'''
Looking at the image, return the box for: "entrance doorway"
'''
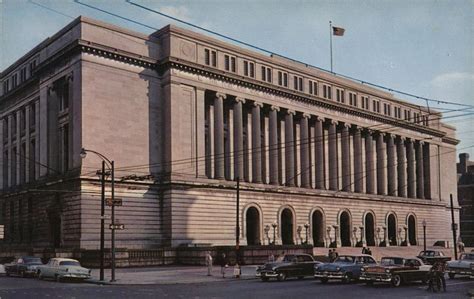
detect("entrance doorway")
[340,211,351,247]
[408,215,417,245]
[281,208,294,245]
[312,210,324,247]
[246,207,260,245]
[387,214,397,246]
[365,213,375,246]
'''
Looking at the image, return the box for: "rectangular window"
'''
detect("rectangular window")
[29,60,37,72]
[58,81,69,112]
[278,71,288,87]
[337,89,345,103]
[294,77,298,90]
[2,79,9,93]
[283,73,288,87]
[211,51,217,67]
[267,68,272,83]
[204,49,210,65]
[361,96,369,109]
[230,57,236,72]
[11,74,17,88]
[224,55,230,71]
[350,93,358,107]
[249,62,254,78]
[244,61,248,76]
[20,108,26,133]
[404,109,410,121]
[373,100,380,113]
[262,66,266,82]
[243,61,255,78]
[323,85,332,100]
[308,80,318,95]
[298,77,303,91]
[20,67,27,82]
[30,103,36,129]
[261,66,272,83]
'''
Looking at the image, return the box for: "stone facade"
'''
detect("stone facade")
[457,153,474,247]
[0,17,460,258]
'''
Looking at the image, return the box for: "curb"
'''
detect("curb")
[84,275,256,286]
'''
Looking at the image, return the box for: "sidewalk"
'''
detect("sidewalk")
[86,265,258,285]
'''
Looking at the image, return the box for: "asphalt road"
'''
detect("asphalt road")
[0,276,473,299]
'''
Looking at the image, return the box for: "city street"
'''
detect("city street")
[0,275,473,299]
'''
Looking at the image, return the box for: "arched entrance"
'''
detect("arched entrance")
[246,207,260,245]
[340,211,351,247]
[281,208,294,245]
[365,213,375,246]
[408,215,417,245]
[312,210,324,247]
[387,214,397,246]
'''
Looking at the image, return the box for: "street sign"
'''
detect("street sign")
[109,224,125,230]
[106,198,123,207]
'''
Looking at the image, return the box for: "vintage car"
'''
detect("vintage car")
[36,258,91,282]
[314,254,377,283]
[256,253,320,281]
[5,256,43,278]
[446,252,474,279]
[359,257,431,287]
[416,250,451,265]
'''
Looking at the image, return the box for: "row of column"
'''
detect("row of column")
[206,91,431,199]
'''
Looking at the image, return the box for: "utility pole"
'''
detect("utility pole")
[110,160,116,282]
[450,194,458,260]
[99,161,105,281]
[236,177,240,251]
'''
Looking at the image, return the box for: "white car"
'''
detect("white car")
[36,258,91,282]
[0,264,5,276]
[446,253,474,279]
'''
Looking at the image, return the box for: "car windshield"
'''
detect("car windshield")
[59,261,81,266]
[24,258,42,264]
[461,254,474,260]
[381,258,404,265]
[334,256,354,263]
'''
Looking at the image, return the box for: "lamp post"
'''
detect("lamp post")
[272,222,277,245]
[304,223,309,245]
[80,148,116,282]
[422,220,427,252]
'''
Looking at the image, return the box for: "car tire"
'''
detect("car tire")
[391,274,402,287]
[277,272,287,282]
[261,277,269,282]
[448,273,455,279]
[320,277,329,284]
[342,273,352,284]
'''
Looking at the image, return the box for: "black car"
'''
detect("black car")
[416,250,451,265]
[5,256,43,278]
[256,254,320,281]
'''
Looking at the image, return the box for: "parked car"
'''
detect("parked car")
[360,257,431,287]
[446,252,474,279]
[36,258,91,282]
[5,256,43,278]
[314,254,377,283]
[256,253,320,281]
[416,250,451,265]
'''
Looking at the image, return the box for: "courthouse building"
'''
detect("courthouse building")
[0,17,459,258]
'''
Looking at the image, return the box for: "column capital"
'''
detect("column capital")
[315,116,325,122]
[329,119,338,126]
[387,133,396,139]
[286,109,296,115]
[406,138,415,144]
[235,97,246,104]
[301,112,310,119]
[253,101,263,108]
[270,105,280,112]
[376,131,386,137]
[343,123,351,129]
[215,92,226,100]
[398,136,406,142]
[418,140,425,146]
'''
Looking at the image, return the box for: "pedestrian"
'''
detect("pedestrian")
[268,253,275,262]
[427,261,446,292]
[219,252,227,278]
[362,247,367,254]
[334,249,339,259]
[205,251,213,276]
[367,248,372,256]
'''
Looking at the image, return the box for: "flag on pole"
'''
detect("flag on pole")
[332,26,345,36]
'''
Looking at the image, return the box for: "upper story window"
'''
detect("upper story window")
[383,103,391,116]
[11,74,18,88]
[261,66,272,83]
[20,67,27,82]
[373,100,380,113]
[20,108,26,133]
[30,102,36,128]
[243,60,255,78]
[404,109,411,121]
[308,80,318,96]
[394,106,401,119]
[422,115,429,126]
[224,54,236,73]
[336,89,345,103]
[29,60,37,73]
[361,95,369,109]
[349,92,358,107]
[2,79,9,94]
[12,114,17,136]
[413,112,420,124]
[58,82,69,112]
[293,75,303,91]
[204,48,217,67]
[322,84,332,100]
[278,71,288,87]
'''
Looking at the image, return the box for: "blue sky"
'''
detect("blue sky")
[1,0,473,157]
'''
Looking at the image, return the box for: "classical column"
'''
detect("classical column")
[233,97,245,180]
[376,132,386,195]
[300,113,310,188]
[341,123,351,192]
[387,134,397,196]
[416,141,425,199]
[252,102,263,183]
[328,120,338,191]
[397,137,407,197]
[365,130,375,194]
[315,116,325,189]
[214,92,225,179]
[47,85,59,174]
[269,106,279,185]
[406,139,416,198]
[285,110,295,186]
[423,143,431,199]
[353,127,363,193]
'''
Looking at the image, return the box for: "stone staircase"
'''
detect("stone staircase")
[313,245,456,262]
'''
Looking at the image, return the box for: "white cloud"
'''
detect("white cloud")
[159,5,191,21]
[428,72,474,106]
[430,72,474,89]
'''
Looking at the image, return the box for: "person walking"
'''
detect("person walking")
[427,261,447,292]
[362,247,367,254]
[205,251,213,276]
[367,248,372,256]
[219,252,227,278]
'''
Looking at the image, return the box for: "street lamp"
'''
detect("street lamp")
[422,220,427,252]
[304,223,309,245]
[81,148,116,282]
[272,222,277,245]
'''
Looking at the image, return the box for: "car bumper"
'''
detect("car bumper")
[61,274,91,279]
[314,271,344,279]
[447,268,474,276]
[257,271,279,278]
[359,274,392,282]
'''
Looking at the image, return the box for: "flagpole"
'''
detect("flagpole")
[329,20,333,73]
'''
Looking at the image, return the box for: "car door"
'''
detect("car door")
[298,255,314,276]
[15,258,24,274]
[404,259,419,281]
